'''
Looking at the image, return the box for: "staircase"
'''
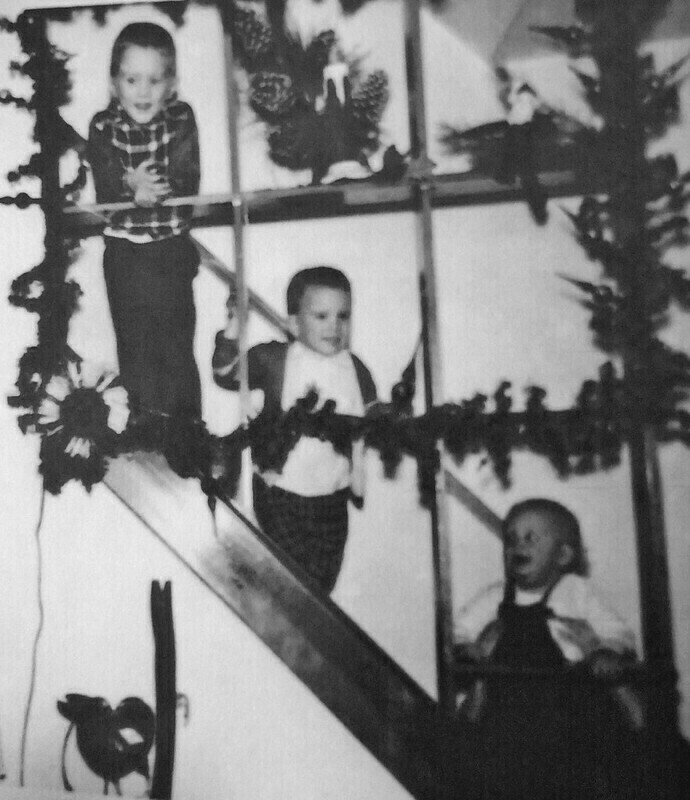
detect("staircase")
[103,452,468,800]
[93,238,510,798]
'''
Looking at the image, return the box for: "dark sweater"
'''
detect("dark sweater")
[212,336,377,414]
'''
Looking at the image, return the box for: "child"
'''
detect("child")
[454,498,644,800]
[87,22,201,420]
[212,266,377,594]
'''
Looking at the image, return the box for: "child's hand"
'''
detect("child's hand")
[475,620,502,659]
[223,289,239,337]
[553,616,600,657]
[125,160,170,207]
[225,287,238,318]
[588,648,629,680]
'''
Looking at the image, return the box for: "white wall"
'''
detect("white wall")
[9,479,415,800]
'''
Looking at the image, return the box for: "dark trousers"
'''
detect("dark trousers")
[252,475,349,594]
[103,235,201,418]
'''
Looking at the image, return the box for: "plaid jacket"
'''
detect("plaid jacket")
[87,98,200,241]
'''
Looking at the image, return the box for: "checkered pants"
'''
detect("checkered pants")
[252,475,349,595]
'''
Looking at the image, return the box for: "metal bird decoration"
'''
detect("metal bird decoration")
[58,694,155,796]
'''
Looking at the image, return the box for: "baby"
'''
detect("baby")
[455,498,635,669]
[454,498,642,800]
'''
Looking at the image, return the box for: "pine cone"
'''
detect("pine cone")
[250,72,297,121]
[233,6,274,68]
[349,70,389,152]
[351,70,389,128]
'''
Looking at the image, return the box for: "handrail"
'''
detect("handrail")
[60,171,582,218]
[60,169,592,235]
[62,193,231,214]
[444,469,502,537]
[454,660,675,685]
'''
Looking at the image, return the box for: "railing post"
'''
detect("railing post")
[403,0,456,720]
[222,7,248,403]
[222,7,254,500]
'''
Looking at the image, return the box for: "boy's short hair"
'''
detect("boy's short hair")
[503,498,590,576]
[286,266,351,315]
[110,22,177,78]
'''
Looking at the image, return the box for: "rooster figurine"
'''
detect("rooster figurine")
[58,693,155,796]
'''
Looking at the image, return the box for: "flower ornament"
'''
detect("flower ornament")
[28,360,130,494]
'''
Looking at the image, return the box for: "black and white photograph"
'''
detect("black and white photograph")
[1,1,690,799]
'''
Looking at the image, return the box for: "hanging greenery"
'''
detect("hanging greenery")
[1,1,688,502]
[1,12,85,406]
[531,0,690,448]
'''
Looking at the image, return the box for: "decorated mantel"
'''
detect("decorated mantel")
[1,0,689,748]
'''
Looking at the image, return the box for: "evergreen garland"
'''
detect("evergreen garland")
[1,1,688,502]
[2,11,84,413]
[535,0,690,448]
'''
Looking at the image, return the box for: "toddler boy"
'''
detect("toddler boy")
[213,266,376,594]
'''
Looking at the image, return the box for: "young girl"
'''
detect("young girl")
[454,499,644,800]
[87,22,201,421]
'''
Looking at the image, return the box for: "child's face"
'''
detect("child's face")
[112,45,175,125]
[289,286,351,357]
[503,510,573,591]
